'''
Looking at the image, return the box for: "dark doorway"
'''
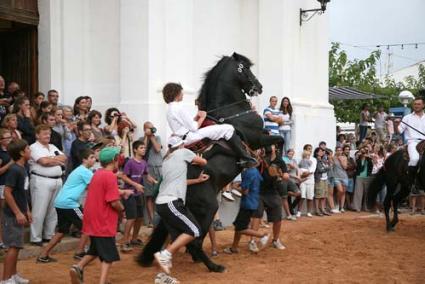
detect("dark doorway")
[0,0,39,96]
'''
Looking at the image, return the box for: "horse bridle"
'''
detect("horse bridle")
[205,61,259,123]
[237,62,261,97]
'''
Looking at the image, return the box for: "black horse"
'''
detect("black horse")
[367,148,425,231]
[137,52,283,272]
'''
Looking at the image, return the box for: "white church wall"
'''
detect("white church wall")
[37,0,335,156]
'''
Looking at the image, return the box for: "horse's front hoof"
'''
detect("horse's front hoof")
[386,226,395,232]
[209,264,226,273]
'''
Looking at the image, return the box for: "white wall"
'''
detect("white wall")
[38,0,335,155]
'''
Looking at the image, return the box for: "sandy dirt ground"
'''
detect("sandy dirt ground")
[10,212,425,283]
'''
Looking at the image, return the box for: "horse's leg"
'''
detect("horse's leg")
[259,134,284,150]
[187,238,226,273]
[390,180,410,229]
[136,220,169,267]
[383,186,393,232]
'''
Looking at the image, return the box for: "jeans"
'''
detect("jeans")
[359,125,368,142]
[279,129,291,153]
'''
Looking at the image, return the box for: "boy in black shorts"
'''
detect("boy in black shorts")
[223,166,270,254]
[2,139,31,284]
[37,148,96,263]
[70,147,124,284]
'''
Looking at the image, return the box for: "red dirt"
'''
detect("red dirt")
[13,212,425,283]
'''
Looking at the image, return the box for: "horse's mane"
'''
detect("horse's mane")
[197,53,253,111]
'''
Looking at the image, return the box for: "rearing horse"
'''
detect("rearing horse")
[137,52,283,272]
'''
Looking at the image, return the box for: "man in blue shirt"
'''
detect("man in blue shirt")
[223,166,270,254]
[263,96,281,136]
[37,148,96,263]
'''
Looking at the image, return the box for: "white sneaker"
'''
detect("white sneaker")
[154,251,172,274]
[340,208,345,213]
[155,273,180,284]
[296,211,302,218]
[3,277,17,284]
[307,212,313,218]
[222,191,235,201]
[331,209,341,214]
[258,234,270,249]
[286,215,296,221]
[248,240,259,253]
[231,189,242,197]
[272,239,286,250]
[13,274,29,284]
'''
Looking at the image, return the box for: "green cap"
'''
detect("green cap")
[99,147,121,163]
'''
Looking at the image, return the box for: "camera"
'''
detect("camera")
[150,127,157,134]
[110,111,121,118]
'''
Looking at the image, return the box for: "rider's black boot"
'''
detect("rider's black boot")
[227,133,257,168]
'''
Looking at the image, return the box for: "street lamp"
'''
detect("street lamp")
[300,0,331,26]
[399,90,414,107]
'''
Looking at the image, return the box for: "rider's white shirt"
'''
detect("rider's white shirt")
[398,112,425,142]
[167,101,198,136]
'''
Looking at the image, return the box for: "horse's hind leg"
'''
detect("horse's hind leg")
[136,220,169,266]
[187,239,226,273]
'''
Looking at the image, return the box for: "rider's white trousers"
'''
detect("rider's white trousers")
[184,124,234,144]
[408,141,420,166]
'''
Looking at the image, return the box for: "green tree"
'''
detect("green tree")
[329,42,425,123]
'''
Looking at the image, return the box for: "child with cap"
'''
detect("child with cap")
[70,146,126,284]
[154,136,209,275]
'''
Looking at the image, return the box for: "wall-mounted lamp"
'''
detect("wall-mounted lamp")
[300,0,330,26]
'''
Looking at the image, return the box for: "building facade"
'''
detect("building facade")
[36,0,335,154]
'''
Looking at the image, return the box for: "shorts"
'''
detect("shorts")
[2,214,24,249]
[0,185,4,199]
[274,180,288,198]
[253,194,282,223]
[346,178,355,193]
[87,236,120,263]
[315,180,328,199]
[334,178,348,187]
[300,182,314,200]
[156,199,201,240]
[327,177,335,188]
[56,207,83,234]
[123,195,143,220]
[233,208,255,231]
[144,166,162,197]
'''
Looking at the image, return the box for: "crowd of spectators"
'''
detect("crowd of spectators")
[1,73,424,284]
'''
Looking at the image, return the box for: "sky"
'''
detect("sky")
[328,0,425,77]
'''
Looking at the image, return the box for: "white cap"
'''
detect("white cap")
[168,136,184,149]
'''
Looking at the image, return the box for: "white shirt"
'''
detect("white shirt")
[29,141,63,176]
[167,101,198,136]
[398,112,425,142]
[374,111,387,129]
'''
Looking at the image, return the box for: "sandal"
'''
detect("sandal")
[223,247,239,254]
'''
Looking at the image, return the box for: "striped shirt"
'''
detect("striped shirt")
[263,107,280,135]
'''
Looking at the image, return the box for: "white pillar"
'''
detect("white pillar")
[258,0,335,156]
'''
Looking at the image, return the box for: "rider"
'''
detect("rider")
[162,82,257,168]
[397,96,425,190]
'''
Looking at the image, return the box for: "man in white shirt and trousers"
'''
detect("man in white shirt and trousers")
[397,96,425,192]
[162,82,256,168]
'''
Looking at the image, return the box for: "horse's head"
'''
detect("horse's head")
[198,53,263,111]
[230,52,263,97]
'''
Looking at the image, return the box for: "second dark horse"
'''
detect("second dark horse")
[137,53,283,272]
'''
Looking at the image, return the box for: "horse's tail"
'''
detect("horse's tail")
[367,168,386,209]
[136,220,169,267]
